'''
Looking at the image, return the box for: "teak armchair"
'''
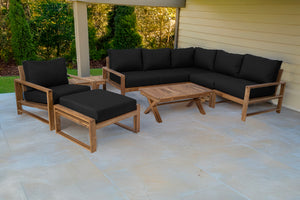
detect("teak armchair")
[14,58,91,130]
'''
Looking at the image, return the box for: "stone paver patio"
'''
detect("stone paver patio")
[0,87,299,200]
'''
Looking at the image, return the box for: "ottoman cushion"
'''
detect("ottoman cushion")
[59,89,137,123]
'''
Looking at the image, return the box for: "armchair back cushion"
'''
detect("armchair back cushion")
[194,48,217,71]
[108,49,143,72]
[171,48,194,68]
[239,54,282,83]
[214,50,243,77]
[143,48,171,70]
[23,58,68,88]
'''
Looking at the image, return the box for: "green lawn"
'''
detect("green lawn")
[0,68,102,94]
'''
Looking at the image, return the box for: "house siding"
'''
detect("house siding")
[178,0,300,111]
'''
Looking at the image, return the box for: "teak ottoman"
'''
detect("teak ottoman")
[54,89,140,153]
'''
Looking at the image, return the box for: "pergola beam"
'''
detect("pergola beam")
[70,0,186,8]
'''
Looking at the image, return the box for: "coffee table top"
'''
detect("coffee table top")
[140,83,212,102]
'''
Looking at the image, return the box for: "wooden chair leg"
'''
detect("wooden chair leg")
[121,76,126,95]
[47,91,55,130]
[54,109,61,133]
[276,82,286,113]
[14,81,23,115]
[241,87,251,121]
[134,104,140,133]
[89,120,97,153]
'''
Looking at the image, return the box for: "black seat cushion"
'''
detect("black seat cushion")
[142,48,171,70]
[110,71,161,88]
[194,48,217,71]
[59,89,137,123]
[108,49,143,72]
[189,69,218,89]
[24,84,90,104]
[171,48,194,68]
[214,74,276,99]
[23,58,68,89]
[239,54,282,83]
[214,50,244,77]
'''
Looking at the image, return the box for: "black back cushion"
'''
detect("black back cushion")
[23,58,68,88]
[171,48,194,68]
[214,50,244,77]
[239,54,282,83]
[194,47,217,71]
[142,48,171,70]
[108,49,142,72]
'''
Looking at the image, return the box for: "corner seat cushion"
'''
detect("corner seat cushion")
[24,84,90,104]
[194,48,217,71]
[214,74,276,99]
[108,49,143,72]
[142,48,171,70]
[23,58,68,89]
[110,69,190,88]
[171,48,194,68]
[214,50,243,77]
[189,69,218,89]
[239,54,282,83]
[59,89,137,123]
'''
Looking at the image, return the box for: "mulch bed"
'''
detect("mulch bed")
[0,59,106,77]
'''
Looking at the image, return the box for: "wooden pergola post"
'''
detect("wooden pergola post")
[73,1,90,77]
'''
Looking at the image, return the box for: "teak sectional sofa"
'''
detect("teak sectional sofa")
[103,48,286,121]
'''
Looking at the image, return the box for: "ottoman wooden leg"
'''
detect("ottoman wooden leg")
[134,104,140,133]
[89,120,97,153]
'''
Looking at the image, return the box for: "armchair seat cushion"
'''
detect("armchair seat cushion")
[24,84,90,104]
[59,89,137,123]
[214,74,276,99]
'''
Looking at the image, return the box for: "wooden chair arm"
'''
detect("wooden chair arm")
[102,67,125,78]
[14,79,52,93]
[246,81,286,89]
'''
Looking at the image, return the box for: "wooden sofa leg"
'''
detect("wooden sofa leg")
[14,81,23,115]
[47,91,55,131]
[276,82,286,113]
[241,87,251,121]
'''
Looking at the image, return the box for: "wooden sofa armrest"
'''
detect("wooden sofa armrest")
[246,81,286,89]
[102,67,126,95]
[14,79,52,93]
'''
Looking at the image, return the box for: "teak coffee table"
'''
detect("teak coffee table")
[140,83,215,123]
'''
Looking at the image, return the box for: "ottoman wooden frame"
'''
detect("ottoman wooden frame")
[54,104,140,153]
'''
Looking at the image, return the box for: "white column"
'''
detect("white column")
[73,1,90,77]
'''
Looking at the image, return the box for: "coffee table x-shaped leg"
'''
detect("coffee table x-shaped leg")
[144,98,206,123]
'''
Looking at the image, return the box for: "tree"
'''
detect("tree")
[135,7,176,49]
[0,3,12,62]
[8,0,35,64]
[112,6,142,49]
[30,0,74,59]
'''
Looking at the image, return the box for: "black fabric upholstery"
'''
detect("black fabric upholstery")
[194,48,217,71]
[214,74,276,99]
[189,69,218,89]
[156,69,190,84]
[214,50,243,77]
[239,54,282,83]
[23,58,68,89]
[108,49,143,72]
[142,48,171,70]
[59,89,137,123]
[171,48,194,68]
[24,84,90,104]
